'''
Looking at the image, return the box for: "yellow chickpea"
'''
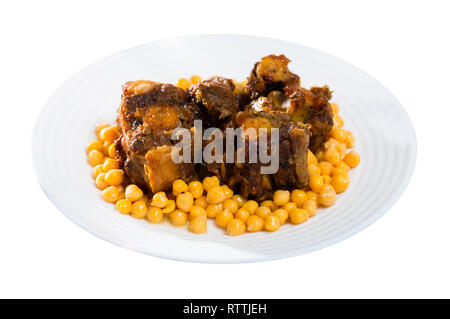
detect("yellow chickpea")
[189,216,207,234]
[177,78,191,90]
[260,200,276,211]
[232,195,245,208]
[151,192,169,208]
[235,208,250,223]
[108,143,116,158]
[104,169,124,186]
[318,161,333,176]
[95,122,110,137]
[282,202,297,213]
[330,128,347,143]
[332,174,350,193]
[125,184,143,202]
[188,181,204,199]
[189,205,207,220]
[307,163,321,177]
[116,199,132,215]
[315,149,325,162]
[331,166,348,178]
[206,186,227,204]
[306,191,318,204]
[215,209,234,228]
[330,102,339,114]
[92,164,104,179]
[87,140,106,155]
[103,158,119,172]
[172,179,188,196]
[87,150,104,167]
[130,200,147,219]
[202,176,220,191]
[335,115,344,128]
[247,215,264,232]
[223,199,239,214]
[226,218,246,236]
[190,75,202,84]
[323,175,332,184]
[325,147,341,166]
[102,186,120,203]
[272,208,289,225]
[161,200,176,214]
[95,172,109,190]
[335,161,351,172]
[309,175,325,193]
[146,206,163,223]
[344,151,360,168]
[291,189,307,207]
[242,200,258,214]
[324,138,340,151]
[176,192,194,212]
[194,196,208,209]
[273,190,290,206]
[344,131,355,148]
[307,150,318,165]
[303,199,317,217]
[318,186,337,207]
[290,208,309,225]
[222,185,234,199]
[264,215,280,232]
[255,206,271,219]
[206,203,223,218]
[99,126,119,144]
[169,210,188,226]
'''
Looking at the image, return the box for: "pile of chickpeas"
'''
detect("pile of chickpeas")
[86,79,360,236]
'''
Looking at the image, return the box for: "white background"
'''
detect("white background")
[1,0,448,298]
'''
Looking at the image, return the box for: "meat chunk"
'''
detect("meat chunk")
[230,98,310,200]
[117,80,200,193]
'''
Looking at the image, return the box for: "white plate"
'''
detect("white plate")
[32,35,416,263]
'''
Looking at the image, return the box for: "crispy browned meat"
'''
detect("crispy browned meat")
[247,55,334,152]
[229,98,310,200]
[117,80,200,193]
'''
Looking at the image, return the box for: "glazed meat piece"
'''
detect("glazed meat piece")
[229,98,310,200]
[117,80,201,193]
[187,76,238,126]
[247,55,334,151]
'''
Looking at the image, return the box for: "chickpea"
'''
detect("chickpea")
[331,166,348,178]
[272,209,289,225]
[303,199,317,217]
[325,147,341,166]
[172,179,188,196]
[103,158,119,172]
[307,163,321,177]
[323,175,333,184]
[206,186,227,204]
[125,184,143,202]
[176,192,194,212]
[330,128,347,143]
[99,126,119,144]
[87,150,104,167]
[194,196,208,209]
[95,172,109,190]
[242,200,258,214]
[282,202,297,213]
[318,161,333,176]
[151,192,169,208]
[87,140,106,155]
[291,189,307,207]
[318,186,337,207]
[335,114,344,128]
[177,78,191,90]
[226,218,246,236]
[92,164,104,179]
[306,191,318,204]
[344,151,360,168]
[189,216,207,234]
[332,174,350,193]
[146,206,163,223]
[344,131,355,148]
[215,209,233,228]
[189,205,207,220]
[202,176,220,192]
[255,206,271,219]
[116,199,132,215]
[335,161,351,172]
[108,143,116,158]
[131,200,148,219]
[95,122,110,137]
[247,215,264,232]
[309,175,325,193]
[206,203,223,218]
[223,199,239,214]
[188,181,204,199]
[161,200,176,214]
[235,208,250,223]
[315,149,325,162]
[102,186,120,203]
[232,195,245,208]
[290,208,309,225]
[330,102,339,114]
[273,190,290,206]
[169,210,188,226]
[104,169,124,186]
[190,75,202,84]
[264,215,280,232]
[260,200,276,211]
